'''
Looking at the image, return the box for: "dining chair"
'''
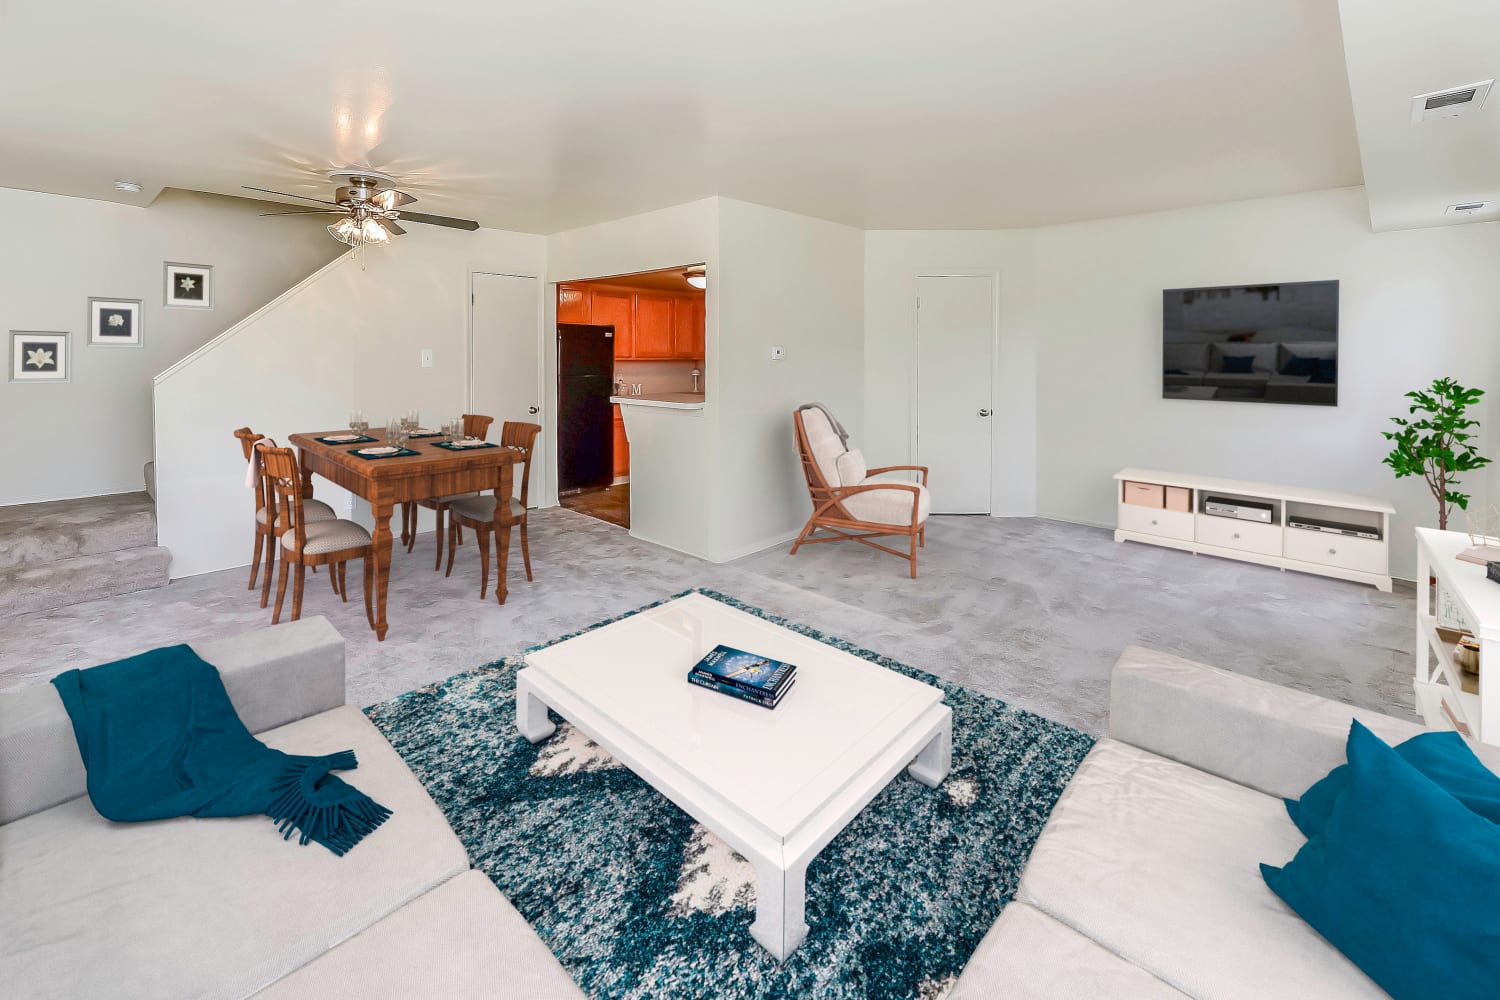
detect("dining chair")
[235,427,335,608]
[403,413,497,568]
[444,421,540,599]
[256,442,376,628]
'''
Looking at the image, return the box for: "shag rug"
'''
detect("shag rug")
[365,589,1094,1000]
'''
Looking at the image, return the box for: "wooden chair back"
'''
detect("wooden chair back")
[255,443,310,550]
[463,413,495,440]
[793,409,853,523]
[236,427,269,515]
[500,421,542,509]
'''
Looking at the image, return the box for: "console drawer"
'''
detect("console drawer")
[1122,481,1165,508]
[1195,514,1281,557]
[1118,503,1194,541]
[1284,528,1386,576]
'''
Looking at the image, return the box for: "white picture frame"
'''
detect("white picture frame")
[164,262,213,309]
[89,297,143,346]
[10,331,69,383]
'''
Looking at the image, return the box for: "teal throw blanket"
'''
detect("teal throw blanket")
[52,644,390,855]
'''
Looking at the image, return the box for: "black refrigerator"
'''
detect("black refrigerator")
[557,323,616,493]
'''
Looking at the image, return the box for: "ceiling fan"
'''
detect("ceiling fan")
[244,170,479,250]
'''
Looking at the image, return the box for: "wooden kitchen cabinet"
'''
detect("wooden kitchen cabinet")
[557,283,704,362]
[557,285,591,323]
[633,293,676,359]
[612,404,629,479]
[589,289,635,358]
[673,294,704,359]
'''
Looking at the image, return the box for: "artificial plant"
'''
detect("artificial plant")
[1382,377,1491,530]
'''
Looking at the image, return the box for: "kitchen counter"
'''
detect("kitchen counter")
[610,393,706,411]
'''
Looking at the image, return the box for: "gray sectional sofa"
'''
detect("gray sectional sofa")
[0,617,584,1000]
[954,646,1500,999]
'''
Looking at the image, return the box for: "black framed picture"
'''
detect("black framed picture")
[89,297,143,346]
[10,331,69,383]
[165,262,213,309]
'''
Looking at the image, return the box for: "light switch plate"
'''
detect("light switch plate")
[420,348,434,368]
[770,345,785,360]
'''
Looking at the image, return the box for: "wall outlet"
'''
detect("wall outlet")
[770,345,785,360]
[420,348,434,368]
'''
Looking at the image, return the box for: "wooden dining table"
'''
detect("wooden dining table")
[289,431,522,641]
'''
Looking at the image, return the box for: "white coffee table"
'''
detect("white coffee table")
[516,593,952,961]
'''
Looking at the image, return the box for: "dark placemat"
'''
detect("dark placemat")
[350,446,420,460]
[409,431,444,438]
[432,440,500,451]
[315,433,378,445]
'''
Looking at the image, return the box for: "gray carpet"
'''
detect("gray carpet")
[0,509,1417,734]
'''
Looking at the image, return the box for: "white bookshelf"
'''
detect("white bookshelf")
[1112,468,1394,592]
[1415,527,1497,746]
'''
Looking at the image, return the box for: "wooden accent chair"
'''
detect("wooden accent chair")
[790,407,930,578]
[235,426,335,608]
[402,413,496,567]
[256,442,376,627]
[445,421,541,598]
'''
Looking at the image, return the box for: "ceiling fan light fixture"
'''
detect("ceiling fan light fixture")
[683,266,707,290]
[360,218,391,244]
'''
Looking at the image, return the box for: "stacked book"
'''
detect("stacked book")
[688,645,797,709]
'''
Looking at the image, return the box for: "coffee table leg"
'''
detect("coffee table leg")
[750,861,809,962]
[515,674,556,743]
[907,707,952,787]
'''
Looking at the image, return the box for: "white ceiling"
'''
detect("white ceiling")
[0,0,1364,234]
[1338,0,1500,231]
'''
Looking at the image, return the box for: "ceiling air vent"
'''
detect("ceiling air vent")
[1445,201,1491,216]
[1411,80,1493,123]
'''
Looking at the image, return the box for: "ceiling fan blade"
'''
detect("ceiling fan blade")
[382,220,407,236]
[259,209,345,217]
[241,185,341,207]
[371,189,417,211]
[399,212,479,231]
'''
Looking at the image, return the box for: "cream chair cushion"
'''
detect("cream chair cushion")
[449,494,524,523]
[258,498,335,526]
[800,408,847,487]
[842,482,930,526]
[835,448,867,487]
[280,519,372,556]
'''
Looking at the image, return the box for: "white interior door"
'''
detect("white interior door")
[470,272,542,506]
[916,275,995,514]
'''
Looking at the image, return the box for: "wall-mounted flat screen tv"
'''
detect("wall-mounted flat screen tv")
[1163,280,1338,406]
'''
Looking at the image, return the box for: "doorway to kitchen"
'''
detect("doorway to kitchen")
[555,264,707,529]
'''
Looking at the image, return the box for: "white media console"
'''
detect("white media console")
[1113,468,1394,592]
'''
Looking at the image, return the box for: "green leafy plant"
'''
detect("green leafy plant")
[1382,378,1491,530]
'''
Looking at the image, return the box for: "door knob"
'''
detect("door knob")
[978,408,993,417]
[528,406,539,414]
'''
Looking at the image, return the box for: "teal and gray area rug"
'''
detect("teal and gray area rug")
[366,590,1094,1000]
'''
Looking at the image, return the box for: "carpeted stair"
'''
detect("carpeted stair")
[0,492,170,617]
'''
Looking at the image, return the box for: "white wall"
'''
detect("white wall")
[546,198,721,557]
[154,225,545,579]
[714,198,865,559]
[0,187,337,505]
[863,230,1039,515]
[1030,187,1500,578]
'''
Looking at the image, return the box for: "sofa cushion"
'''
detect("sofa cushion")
[842,482,930,527]
[256,869,585,999]
[1210,342,1277,373]
[0,705,468,1000]
[1163,343,1210,373]
[1017,738,1388,1000]
[952,901,1187,999]
[800,407,847,487]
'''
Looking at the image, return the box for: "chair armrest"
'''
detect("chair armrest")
[865,465,929,485]
[1107,646,1498,799]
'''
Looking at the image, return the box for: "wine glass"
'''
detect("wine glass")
[386,418,401,445]
[443,418,460,444]
[349,410,366,436]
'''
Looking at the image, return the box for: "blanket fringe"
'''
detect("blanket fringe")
[266,751,392,856]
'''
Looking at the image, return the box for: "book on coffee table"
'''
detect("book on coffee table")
[688,671,797,709]
[690,645,796,703]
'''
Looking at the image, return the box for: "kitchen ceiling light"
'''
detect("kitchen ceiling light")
[683,267,707,290]
[113,180,142,193]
